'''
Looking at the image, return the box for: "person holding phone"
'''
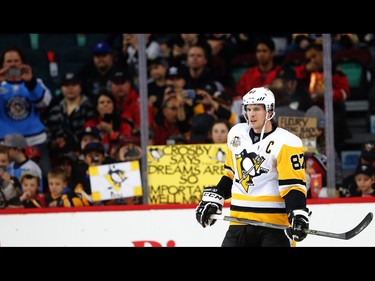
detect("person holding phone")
[84,91,134,155]
[0,47,52,186]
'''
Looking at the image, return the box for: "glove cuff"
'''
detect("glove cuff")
[292,209,309,218]
[202,188,224,206]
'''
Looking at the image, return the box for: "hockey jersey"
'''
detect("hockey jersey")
[225,123,307,226]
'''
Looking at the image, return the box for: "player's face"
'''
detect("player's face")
[244,104,267,132]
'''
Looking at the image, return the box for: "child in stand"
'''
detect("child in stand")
[0,146,21,208]
[45,167,84,207]
[18,170,45,208]
[353,164,375,197]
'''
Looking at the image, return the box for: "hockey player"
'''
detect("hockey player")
[195,87,310,246]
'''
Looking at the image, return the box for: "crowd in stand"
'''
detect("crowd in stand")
[1,33,375,208]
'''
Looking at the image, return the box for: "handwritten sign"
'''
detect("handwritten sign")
[147,144,227,204]
[278,116,317,153]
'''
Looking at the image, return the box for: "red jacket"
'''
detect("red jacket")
[236,65,281,96]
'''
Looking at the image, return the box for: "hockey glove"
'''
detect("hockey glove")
[195,187,224,228]
[285,208,310,242]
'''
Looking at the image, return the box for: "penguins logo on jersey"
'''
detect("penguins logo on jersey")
[235,150,269,192]
[6,96,31,120]
[231,136,241,147]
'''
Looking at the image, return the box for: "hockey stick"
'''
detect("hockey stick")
[211,212,373,240]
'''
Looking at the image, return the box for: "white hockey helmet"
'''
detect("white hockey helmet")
[242,87,275,112]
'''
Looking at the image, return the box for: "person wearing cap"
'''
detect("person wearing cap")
[79,126,102,154]
[0,47,52,184]
[1,133,43,193]
[45,71,96,165]
[305,153,327,198]
[352,164,375,197]
[70,142,115,206]
[121,34,162,90]
[147,57,169,111]
[76,41,127,98]
[340,140,375,197]
[110,70,142,136]
[268,85,305,124]
[270,66,313,112]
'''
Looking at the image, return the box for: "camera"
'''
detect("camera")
[184,89,196,99]
[124,148,140,158]
[166,85,174,95]
[103,114,112,123]
[7,67,22,77]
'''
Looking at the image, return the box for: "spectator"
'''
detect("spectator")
[305,153,328,198]
[110,71,142,136]
[340,140,375,197]
[283,34,311,55]
[0,146,21,208]
[270,66,313,111]
[84,91,132,154]
[147,57,169,112]
[24,146,41,165]
[268,85,305,124]
[169,34,210,67]
[17,170,46,208]
[162,66,195,121]
[236,37,281,96]
[70,142,115,206]
[305,105,343,188]
[205,33,237,88]
[77,41,126,98]
[114,136,143,163]
[294,43,351,155]
[45,72,96,165]
[0,46,52,181]
[209,119,231,144]
[45,167,84,208]
[152,96,190,145]
[121,34,162,90]
[352,164,375,197]
[1,133,43,193]
[77,126,102,161]
[182,44,224,93]
[57,154,74,189]
[189,113,215,144]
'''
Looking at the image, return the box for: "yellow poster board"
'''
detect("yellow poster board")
[147,143,227,204]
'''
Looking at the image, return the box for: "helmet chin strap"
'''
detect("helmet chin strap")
[259,111,275,144]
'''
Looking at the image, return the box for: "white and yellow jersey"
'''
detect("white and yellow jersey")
[225,123,307,226]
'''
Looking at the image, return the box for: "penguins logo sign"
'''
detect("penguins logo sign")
[235,150,269,192]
